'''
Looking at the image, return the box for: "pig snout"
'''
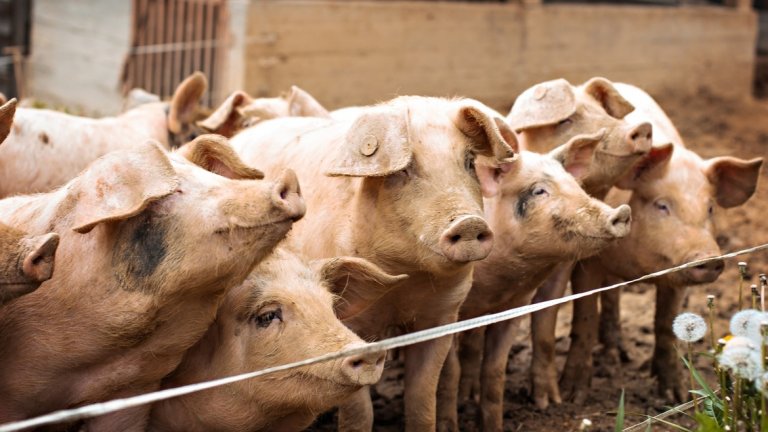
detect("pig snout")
[438,215,494,263]
[271,169,306,222]
[682,253,725,284]
[626,122,653,155]
[606,204,632,238]
[339,346,386,386]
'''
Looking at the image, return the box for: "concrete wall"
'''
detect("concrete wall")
[26,0,131,115]
[243,1,758,112]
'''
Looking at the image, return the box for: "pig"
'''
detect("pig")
[503,77,653,409]
[559,84,763,403]
[197,85,331,138]
[436,135,633,431]
[230,96,516,431]
[149,248,407,432]
[0,135,305,431]
[0,72,210,197]
[0,97,60,305]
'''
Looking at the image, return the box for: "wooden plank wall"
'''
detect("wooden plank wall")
[243,1,757,112]
[26,0,132,115]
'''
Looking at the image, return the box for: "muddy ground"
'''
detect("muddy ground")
[308,89,768,432]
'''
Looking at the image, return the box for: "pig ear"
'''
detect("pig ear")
[614,142,674,190]
[325,108,413,177]
[548,130,604,181]
[196,90,253,138]
[507,79,577,132]
[176,134,264,180]
[314,257,408,320]
[475,160,517,198]
[287,86,331,118]
[71,141,180,234]
[705,156,763,208]
[21,233,59,282]
[168,71,208,134]
[0,98,17,144]
[455,104,518,163]
[581,77,635,120]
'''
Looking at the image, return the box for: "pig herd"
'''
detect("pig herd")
[0,72,762,432]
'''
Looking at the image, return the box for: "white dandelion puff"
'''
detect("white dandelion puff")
[744,315,768,345]
[672,312,707,342]
[719,343,763,380]
[724,336,758,352]
[730,309,761,337]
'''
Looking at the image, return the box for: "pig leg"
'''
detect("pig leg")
[436,335,460,432]
[530,261,574,410]
[337,386,374,432]
[479,319,518,432]
[458,327,485,402]
[404,334,454,432]
[560,258,604,404]
[651,284,687,402]
[598,287,629,372]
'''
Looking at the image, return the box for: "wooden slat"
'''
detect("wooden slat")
[163,0,175,97]
[122,0,225,102]
[203,0,215,106]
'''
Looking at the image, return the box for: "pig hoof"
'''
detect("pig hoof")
[560,367,592,403]
[532,381,561,410]
[436,418,458,432]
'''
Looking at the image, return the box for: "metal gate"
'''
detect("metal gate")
[121,0,228,107]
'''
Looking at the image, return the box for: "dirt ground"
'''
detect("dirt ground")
[308,88,768,432]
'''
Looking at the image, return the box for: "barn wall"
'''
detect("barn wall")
[243,1,757,112]
[26,0,131,115]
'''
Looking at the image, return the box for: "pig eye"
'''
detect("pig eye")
[654,200,671,215]
[253,307,283,328]
[708,204,714,217]
[532,186,548,197]
[557,118,573,127]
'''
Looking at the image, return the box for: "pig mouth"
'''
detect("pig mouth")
[213,217,294,235]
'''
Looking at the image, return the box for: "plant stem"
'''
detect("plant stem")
[688,342,699,413]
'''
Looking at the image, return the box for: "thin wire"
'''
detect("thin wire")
[0,243,766,432]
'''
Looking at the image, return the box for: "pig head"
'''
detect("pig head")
[0,135,304,430]
[149,249,406,432]
[198,85,331,138]
[508,77,653,198]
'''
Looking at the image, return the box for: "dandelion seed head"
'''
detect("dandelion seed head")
[719,344,763,380]
[723,336,757,352]
[730,309,760,337]
[672,312,707,342]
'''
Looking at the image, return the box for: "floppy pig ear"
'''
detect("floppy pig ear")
[72,141,180,233]
[325,108,412,177]
[581,77,635,120]
[706,156,763,208]
[176,134,264,180]
[196,90,253,138]
[548,130,604,181]
[475,160,517,198]
[0,98,17,144]
[614,142,674,190]
[22,232,59,283]
[507,79,577,132]
[168,71,208,134]
[455,104,518,163]
[314,256,408,320]
[287,86,331,118]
